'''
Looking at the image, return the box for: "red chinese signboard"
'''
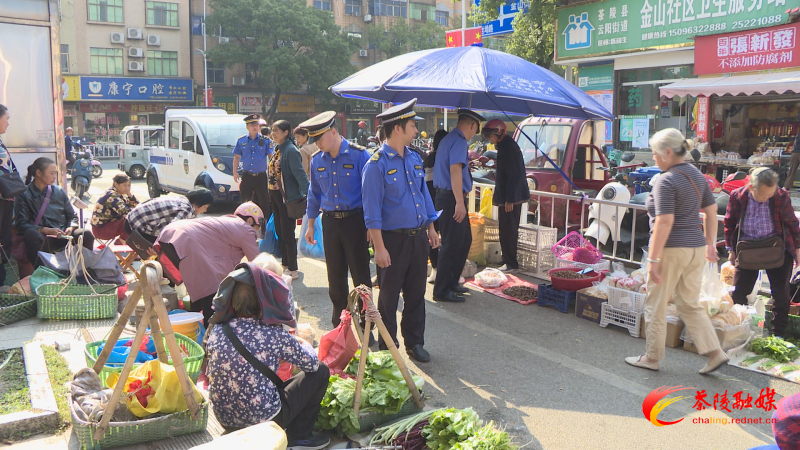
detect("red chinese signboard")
[446,27,483,48]
[695,22,800,75]
[204,88,213,107]
[695,96,709,143]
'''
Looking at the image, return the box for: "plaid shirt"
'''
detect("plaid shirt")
[126,196,195,237]
[724,186,800,252]
[740,191,775,240]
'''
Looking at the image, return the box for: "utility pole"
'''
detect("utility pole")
[202,0,209,106]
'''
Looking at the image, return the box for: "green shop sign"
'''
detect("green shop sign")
[556,0,789,61]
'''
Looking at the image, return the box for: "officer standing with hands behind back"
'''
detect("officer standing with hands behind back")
[362,99,440,363]
[299,111,373,328]
[433,109,485,303]
[233,114,272,220]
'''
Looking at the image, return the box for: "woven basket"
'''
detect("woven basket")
[0,294,36,326]
[70,397,209,450]
[35,283,117,320]
[357,397,423,432]
[85,332,205,388]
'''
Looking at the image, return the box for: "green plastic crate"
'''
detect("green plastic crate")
[764,310,800,339]
[36,283,117,320]
[84,332,205,387]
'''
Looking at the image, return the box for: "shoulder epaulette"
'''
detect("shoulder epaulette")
[407,145,423,157]
[369,148,383,162]
[349,143,367,151]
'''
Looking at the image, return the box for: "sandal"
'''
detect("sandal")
[625,355,659,371]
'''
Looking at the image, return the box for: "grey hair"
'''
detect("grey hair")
[749,167,779,189]
[649,128,694,158]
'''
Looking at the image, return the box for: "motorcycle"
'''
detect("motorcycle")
[71,142,103,178]
[71,151,93,199]
[470,149,497,184]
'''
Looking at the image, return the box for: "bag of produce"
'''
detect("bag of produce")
[298,215,325,260]
[474,268,507,289]
[467,213,486,266]
[318,310,359,375]
[106,360,203,418]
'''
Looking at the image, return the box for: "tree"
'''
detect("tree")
[470,0,560,72]
[363,19,449,60]
[206,0,359,120]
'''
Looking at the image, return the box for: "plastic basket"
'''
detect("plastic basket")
[607,286,647,313]
[357,397,423,432]
[484,218,499,242]
[84,332,205,387]
[518,224,557,251]
[536,284,576,313]
[599,302,643,337]
[36,283,117,320]
[764,310,800,339]
[0,294,36,326]
[70,397,209,450]
[555,257,611,273]
[518,246,556,276]
[550,231,603,263]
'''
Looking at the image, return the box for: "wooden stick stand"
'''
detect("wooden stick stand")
[350,286,424,414]
[91,261,201,440]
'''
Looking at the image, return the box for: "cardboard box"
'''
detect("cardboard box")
[683,328,726,354]
[640,319,685,348]
[575,289,605,324]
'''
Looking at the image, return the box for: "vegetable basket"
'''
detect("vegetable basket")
[0,294,36,326]
[36,283,117,320]
[357,397,423,432]
[84,332,205,388]
[70,396,209,450]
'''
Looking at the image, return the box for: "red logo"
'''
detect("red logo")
[643,386,694,426]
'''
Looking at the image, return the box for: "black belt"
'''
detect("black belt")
[242,171,264,176]
[322,209,362,219]
[387,227,424,236]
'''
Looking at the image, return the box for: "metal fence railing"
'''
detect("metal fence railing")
[86,143,121,159]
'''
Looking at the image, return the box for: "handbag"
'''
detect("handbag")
[221,323,286,402]
[11,185,52,264]
[734,197,784,270]
[278,158,307,219]
[0,171,25,199]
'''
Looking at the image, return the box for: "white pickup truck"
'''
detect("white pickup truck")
[146,107,245,202]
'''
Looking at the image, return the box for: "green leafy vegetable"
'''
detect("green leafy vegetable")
[422,407,482,450]
[780,365,800,375]
[749,336,800,363]
[741,355,766,366]
[452,422,517,450]
[758,359,781,372]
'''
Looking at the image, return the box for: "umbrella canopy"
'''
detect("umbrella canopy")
[331,46,613,121]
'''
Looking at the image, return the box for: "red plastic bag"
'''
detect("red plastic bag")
[277,361,294,381]
[318,310,359,375]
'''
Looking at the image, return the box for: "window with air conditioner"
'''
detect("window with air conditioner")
[88,0,123,23]
[359,50,368,57]
[127,28,143,39]
[128,61,144,71]
[147,35,161,46]
[129,48,144,58]
[207,62,225,84]
[110,32,125,44]
[90,48,124,75]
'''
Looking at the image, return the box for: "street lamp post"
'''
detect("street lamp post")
[202,0,208,106]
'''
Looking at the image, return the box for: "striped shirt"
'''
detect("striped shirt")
[646,163,715,248]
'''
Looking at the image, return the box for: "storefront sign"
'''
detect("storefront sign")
[350,100,381,114]
[695,96,710,143]
[78,103,177,113]
[80,77,192,101]
[694,22,799,75]
[556,0,789,62]
[277,94,315,113]
[238,92,275,113]
[196,95,237,114]
[578,65,614,144]
[63,107,76,117]
[61,76,81,102]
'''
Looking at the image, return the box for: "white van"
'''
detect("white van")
[146,107,244,202]
[118,125,164,179]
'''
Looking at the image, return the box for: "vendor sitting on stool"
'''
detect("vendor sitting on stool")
[90,174,139,241]
[205,262,330,450]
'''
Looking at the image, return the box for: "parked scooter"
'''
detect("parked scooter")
[71,151,93,199]
[470,149,497,184]
[70,142,103,178]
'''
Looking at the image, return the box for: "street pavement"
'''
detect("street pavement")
[41,161,797,449]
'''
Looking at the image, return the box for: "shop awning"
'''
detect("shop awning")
[659,71,800,97]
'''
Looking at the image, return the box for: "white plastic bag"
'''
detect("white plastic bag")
[474,268,508,289]
[701,262,724,299]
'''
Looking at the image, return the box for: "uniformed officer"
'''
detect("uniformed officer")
[362,99,440,363]
[299,111,372,328]
[233,114,272,219]
[432,109,485,303]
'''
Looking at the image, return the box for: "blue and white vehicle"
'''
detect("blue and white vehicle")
[146,107,243,202]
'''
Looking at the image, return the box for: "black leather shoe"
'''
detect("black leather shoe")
[451,285,469,294]
[433,291,466,303]
[406,344,430,363]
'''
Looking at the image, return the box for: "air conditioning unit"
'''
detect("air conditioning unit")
[358,49,368,57]
[128,47,144,58]
[110,32,125,44]
[219,36,230,44]
[147,35,161,46]
[363,14,372,22]
[232,77,246,86]
[128,61,144,72]
[127,28,143,39]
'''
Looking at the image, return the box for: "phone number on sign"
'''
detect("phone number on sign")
[669,23,727,37]
[732,15,784,30]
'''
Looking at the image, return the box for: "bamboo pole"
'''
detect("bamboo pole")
[373,319,424,409]
[92,284,142,373]
[141,272,168,364]
[352,319,373,415]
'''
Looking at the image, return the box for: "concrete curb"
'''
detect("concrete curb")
[0,342,59,440]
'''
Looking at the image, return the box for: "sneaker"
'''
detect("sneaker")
[287,433,330,450]
[427,268,437,284]
[498,265,518,273]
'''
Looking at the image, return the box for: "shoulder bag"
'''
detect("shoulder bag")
[11,185,52,263]
[222,323,286,402]
[0,142,24,199]
[733,196,784,270]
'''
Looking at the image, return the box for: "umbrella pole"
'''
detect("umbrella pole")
[444,109,447,130]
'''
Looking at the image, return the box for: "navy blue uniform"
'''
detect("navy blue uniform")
[233,133,272,219]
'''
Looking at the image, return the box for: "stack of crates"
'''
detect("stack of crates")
[599,286,647,337]
[517,224,557,277]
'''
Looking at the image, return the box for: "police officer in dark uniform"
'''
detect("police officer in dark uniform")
[299,111,373,328]
[432,108,485,303]
[362,99,440,363]
[233,114,272,218]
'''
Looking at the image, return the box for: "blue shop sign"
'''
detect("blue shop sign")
[80,77,193,101]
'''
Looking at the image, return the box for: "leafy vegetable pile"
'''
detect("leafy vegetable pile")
[749,336,800,363]
[316,350,423,435]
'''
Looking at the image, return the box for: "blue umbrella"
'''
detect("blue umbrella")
[331,46,613,121]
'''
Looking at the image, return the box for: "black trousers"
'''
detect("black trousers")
[498,203,522,269]
[274,363,330,440]
[0,200,13,284]
[426,181,439,269]
[23,228,94,267]
[433,189,471,296]
[377,230,429,350]
[732,251,793,335]
[239,172,271,219]
[322,212,372,327]
[269,190,298,271]
[189,293,214,328]
[123,219,158,244]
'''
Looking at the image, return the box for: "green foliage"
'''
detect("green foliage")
[206,0,358,120]
[750,336,800,363]
[0,349,30,416]
[453,421,517,450]
[42,345,72,430]
[363,19,449,59]
[422,407,482,450]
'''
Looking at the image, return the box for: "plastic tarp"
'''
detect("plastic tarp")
[660,71,800,97]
